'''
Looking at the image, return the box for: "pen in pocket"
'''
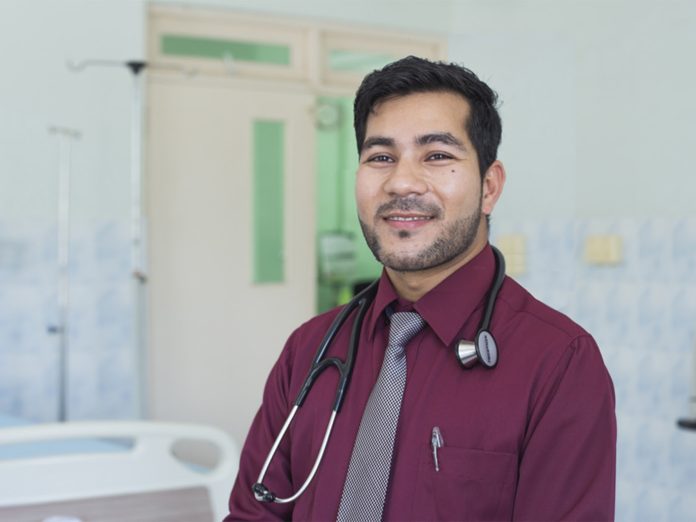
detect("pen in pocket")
[431,426,444,472]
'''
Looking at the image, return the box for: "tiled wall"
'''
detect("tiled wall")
[1,217,695,519]
[492,217,696,522]
[0,221,137,422]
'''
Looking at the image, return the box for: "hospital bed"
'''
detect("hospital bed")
[0,420,239,521]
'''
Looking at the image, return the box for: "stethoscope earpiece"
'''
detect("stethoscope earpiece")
[456,330,498,369]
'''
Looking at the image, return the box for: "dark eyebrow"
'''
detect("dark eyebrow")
[361,136,395,152]
[416,132,466,151]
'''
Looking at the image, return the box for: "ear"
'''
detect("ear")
[481,160,506,215]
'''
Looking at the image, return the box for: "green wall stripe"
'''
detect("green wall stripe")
[161,34,290,65]
[253,120,285,284]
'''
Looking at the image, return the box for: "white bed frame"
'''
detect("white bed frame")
[0,421,239,521]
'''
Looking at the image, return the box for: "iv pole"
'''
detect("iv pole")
[47,126,81,422]
[68,59,150,417]
[67,59,195,418]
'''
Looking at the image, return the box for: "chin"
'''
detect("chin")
[379,252,431,272]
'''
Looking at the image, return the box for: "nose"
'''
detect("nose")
[383,157,428,197]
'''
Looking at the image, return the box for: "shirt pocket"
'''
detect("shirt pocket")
[411,446,518,522]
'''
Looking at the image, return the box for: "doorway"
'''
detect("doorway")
[146,5,446,443]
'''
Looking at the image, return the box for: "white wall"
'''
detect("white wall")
[447,0,696,220]
[0,0,145,223]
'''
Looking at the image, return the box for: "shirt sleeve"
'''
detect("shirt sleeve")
[512,335,617,522]
[224,330,299,521]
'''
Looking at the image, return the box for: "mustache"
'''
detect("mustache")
[375,197,442,218]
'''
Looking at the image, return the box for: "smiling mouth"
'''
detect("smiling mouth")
[376,198,441,226]
[385,215,433,222]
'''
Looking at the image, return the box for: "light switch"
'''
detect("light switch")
[584,234,622,265]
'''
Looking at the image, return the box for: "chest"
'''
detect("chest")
[285,330,534,520]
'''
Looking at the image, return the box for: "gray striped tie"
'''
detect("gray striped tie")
[336,311,425,522]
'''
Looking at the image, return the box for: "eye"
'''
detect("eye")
[427,152,453,161]
[366,154,394,163]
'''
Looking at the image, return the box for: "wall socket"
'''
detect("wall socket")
[584,234,623,265]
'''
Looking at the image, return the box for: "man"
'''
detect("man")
[226,56,616,521]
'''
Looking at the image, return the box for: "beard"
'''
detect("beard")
[359,196,482,272]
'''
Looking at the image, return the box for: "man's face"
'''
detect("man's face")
[356,91,489,273]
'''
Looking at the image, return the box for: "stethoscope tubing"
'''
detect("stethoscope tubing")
[253,247,504,504]
[480,246,506,332]
[254,406,338,504]
[253,280,378,503]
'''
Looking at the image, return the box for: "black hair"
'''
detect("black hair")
[353,55,502,178]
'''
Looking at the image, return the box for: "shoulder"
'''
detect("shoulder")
[291,306,343,343]
[279,305,345,365]
[495,276,592,346]
[494,278,614,424]
[493,276,610,395]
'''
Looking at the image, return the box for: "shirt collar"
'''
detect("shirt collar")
[365,244,496,348]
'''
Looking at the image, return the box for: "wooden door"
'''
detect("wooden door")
[146,76,316,447]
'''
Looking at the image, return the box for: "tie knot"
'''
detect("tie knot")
[388,311,425,347]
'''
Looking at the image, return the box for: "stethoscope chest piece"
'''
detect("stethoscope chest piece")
[454,245,505,370]
[456,330,498,369]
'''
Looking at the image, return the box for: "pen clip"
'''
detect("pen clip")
[432,426,444,447]
[431,426,444,472]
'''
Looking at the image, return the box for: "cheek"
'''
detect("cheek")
[439,181,481,213]
[355,174,378,217]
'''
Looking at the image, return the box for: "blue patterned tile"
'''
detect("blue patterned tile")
[615,479,638,521]
[634,484,671,522]
[668,492,696,522]
[672,218,696,285]
[0,220,138,422]
[636,219,674,283]
[668,426,696,489]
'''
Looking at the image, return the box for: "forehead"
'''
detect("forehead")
[366,91,472,138]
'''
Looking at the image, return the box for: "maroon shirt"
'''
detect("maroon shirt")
[226,245,616,521]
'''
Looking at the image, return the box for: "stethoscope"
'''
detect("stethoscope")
[252,246,506,504]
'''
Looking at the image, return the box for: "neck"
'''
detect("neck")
[385,239,488,302]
